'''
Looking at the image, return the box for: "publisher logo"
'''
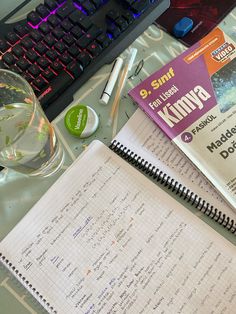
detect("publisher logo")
[181,132,193,143]
[211,42,235,62]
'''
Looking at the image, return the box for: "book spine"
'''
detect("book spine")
[110,140,236,234]
[0,253,56,313]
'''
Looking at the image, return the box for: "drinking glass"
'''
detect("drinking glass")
[0,69,64,177]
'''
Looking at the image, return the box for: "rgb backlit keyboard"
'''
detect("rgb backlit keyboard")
[0,0,170,121]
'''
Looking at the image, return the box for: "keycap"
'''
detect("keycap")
[35,42,48,54]
[16,58,31,71]
[115,17,128,31]
[107,24,121,38]
[97,33,111,49]
[61,19,73,32]
[66,61,83,78]
[46,50,58,61]
[54,41,66,53]
[22,73,34,83]
[58,53,73,65]
[76,33,93,49]
[21,37,34,49]
[91,0,102,8]
[106,9,120,21]
[0,39,9,52]
[63,34,75,46]
[68,44,80,57]
[88,25,103,38]
[44,34,56,47]
[36,4,50,18]
[5,32,19,45]
[77,52,91,68]
[47,15,60,27]
[39,22,51,34]
[71,26,83,39]
[33,76,48,89]
[29,30,43,42]
[68,11,83,25]
[122,11,134,24]
[28,64,41,76]
[37,57,51,69]
[44,0,58,10]
[130,0,149,14]
[14,25,29,37]
[86,41,102,57]
[52,27,65,40]
[81,0,96,15]
[12,45,24,58]
[25,50,39,62]
[42,69,56,81]
[51,61,63,73]
[9,65,22,74]
[27,11,41,26]
[77,15,93,31]
[2,52,16,66]
[56,3,74,19]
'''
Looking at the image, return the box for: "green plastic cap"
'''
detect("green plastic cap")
[64,104,99,138]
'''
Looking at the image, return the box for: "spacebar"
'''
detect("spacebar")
[38,71,74,109]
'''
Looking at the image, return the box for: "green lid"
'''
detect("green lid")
[64,104,99,138]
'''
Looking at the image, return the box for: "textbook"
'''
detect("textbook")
[128,27,236,210]
[0,140,236,314]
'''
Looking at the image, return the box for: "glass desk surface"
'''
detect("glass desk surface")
[1,9,236,314]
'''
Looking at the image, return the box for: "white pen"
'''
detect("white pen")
[99,57,124,105]
[108,48,138,127]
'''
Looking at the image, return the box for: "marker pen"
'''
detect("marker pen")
[99,57,123,105]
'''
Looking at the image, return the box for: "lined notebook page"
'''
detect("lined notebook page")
[0,140,236,314]
[114,108,236,220]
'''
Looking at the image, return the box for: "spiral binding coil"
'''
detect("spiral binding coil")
[110,140,236,234]
[0,253,57,313]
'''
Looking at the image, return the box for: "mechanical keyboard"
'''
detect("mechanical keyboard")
[0,0,170,121]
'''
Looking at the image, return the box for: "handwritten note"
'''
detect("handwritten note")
[0,141,235,314]
[114,108,236,219]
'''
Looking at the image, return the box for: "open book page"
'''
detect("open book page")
[114,109,236,220]
[0,140,236,314]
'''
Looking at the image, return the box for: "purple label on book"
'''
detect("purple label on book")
[129,44,217,140]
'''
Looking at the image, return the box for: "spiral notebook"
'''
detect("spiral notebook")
[0,139,236,314]
[113,108,236,232]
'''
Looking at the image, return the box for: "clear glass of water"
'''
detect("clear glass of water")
[0,69,64,177]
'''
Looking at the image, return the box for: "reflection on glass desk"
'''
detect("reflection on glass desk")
[1,9,236,314]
